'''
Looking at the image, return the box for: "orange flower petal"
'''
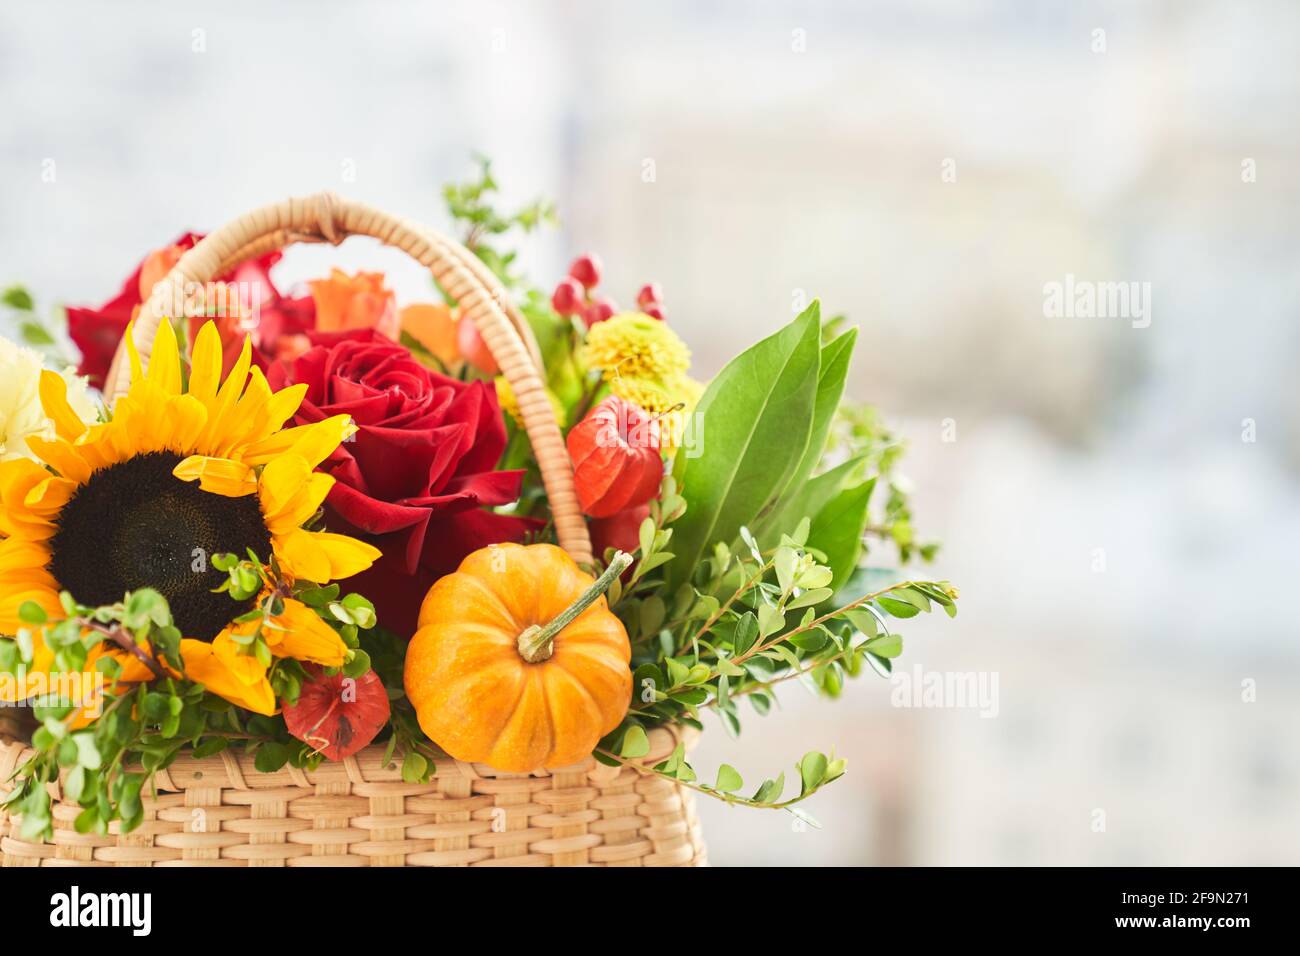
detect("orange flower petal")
[178,637,276,715]
[265,598,347,666]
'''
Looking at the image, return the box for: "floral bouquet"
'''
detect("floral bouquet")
[0,160,956,857]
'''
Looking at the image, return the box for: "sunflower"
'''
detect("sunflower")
[0,320,381,715]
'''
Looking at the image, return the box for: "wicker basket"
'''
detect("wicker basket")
[0,194,706,867]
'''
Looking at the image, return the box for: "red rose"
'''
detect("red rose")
[268,328,534,635]
[67,233,312,387]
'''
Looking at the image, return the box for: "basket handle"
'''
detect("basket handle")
[102,192,592,565]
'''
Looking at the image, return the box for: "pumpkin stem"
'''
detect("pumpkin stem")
[517,551,633,663]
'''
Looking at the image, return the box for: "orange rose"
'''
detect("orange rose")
[399,302,460,367]
[137,242,188,301]
[309,269,398,339]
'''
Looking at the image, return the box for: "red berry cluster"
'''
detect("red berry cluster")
[551,253,665,327]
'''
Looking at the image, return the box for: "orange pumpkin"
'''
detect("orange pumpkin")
[404,543,633,772]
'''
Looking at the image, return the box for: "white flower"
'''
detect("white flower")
[0,336,98,462]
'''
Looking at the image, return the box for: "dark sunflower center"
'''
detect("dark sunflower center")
[48,451,272,640]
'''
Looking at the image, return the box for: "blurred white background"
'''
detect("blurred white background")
[2,0,1298,865]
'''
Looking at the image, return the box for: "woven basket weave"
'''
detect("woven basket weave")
[0,193,705,867]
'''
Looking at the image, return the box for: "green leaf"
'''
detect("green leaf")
[20,321,55,346]
[757,603,785,638]
[192,737,229,758]
[799,751,828,795]
[894,587,932,613]
[788,326,857,502]
[863,633,903,658]
[638,516,656,557]
[789,516,811,547]
[64,765,86,803]
[17,600,47,625]
[761,456,868,551]
[254,742,290,773]
[845,606,880,637]
[774,546,797,594]
[401,750,429,783]
[752,771,785,803]
[865,652,893,677]
[807,477,876,591]
[342,649,371,679]
[73,734,102,770]
[715,654,744,677]
[788,628,828,652]
[620,724,650,758]
[788,806,822,829]
[715,764,743,792]
[732,611,759,656]
[15,628,33,664]
[639,595,665,635]
[2,285,34,310]
[668,304,823,590]
[878,597,920,619]
[787,587,833,610]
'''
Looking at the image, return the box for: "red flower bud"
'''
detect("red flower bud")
[590,502,653,559]
[283,665,391,761]
[551,276,585,316]
[636,283,662,309]
[583,297,617,328]
[642,304,664,321]
[568,253,603,289]
[567,396,663,518]
[457,315,500,375]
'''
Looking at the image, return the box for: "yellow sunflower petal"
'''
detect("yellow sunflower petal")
[146,317,182,395]
[265,598,347,666]
[0,537,51,575]
[265,473,333,535]
[272,528,330,582]
[258,453,311,519]
[279,529,380,582]
[0,459,59,539]
[115,388,163,454]
[0,585,61,636]
[38,370,90,443]
[25,437,92,485]
[243,415,354,468]
[215,334,253,407]
[164,394,208,453]
[0,564,58,594]
[178,637,276,715]
[172,455,257,496]
[264,382,308,434]
[188,321,223,405]
[24,475,76,512]
[197,334,253,454]
[212,367,273,457]
[124,319,144,385]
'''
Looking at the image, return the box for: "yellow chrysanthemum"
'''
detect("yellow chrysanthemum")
[0,320,380,715]
[581,312,690,384]
[608,374,703,455]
